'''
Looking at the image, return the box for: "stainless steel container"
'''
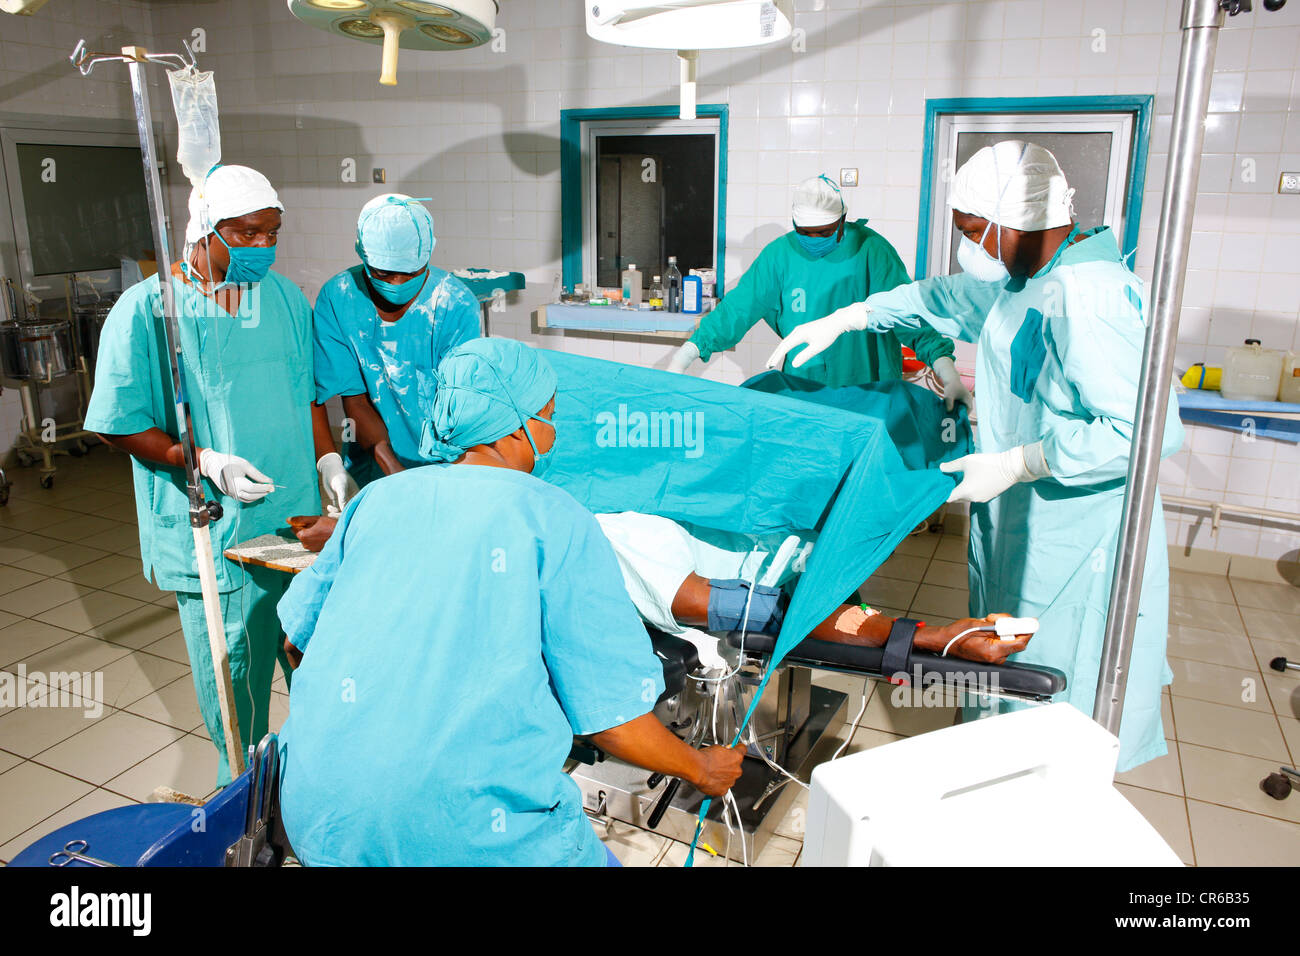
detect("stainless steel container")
[74,304,113,371]
[0,320,76,381]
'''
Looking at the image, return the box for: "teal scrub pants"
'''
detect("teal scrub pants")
[175,564,294,788]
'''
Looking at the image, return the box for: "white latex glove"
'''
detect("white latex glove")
[199,448,275,503]
[765,301,872,372]
[668,340,701,374]
[317,452,358,513]
[932,356,973,412]
[939,443,1049,504]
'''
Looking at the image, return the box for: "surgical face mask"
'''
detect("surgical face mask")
[523,413,556,478]
[957,221,1010,283]
[795,218,844,259]
[366,266,428,306]
[212,229,276,285]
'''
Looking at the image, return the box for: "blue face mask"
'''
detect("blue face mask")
[212,230,276,285]
[795,219,844,259]
[523,413,556,478]
[366,266,428,306]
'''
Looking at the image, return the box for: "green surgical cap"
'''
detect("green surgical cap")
[421,338,557,463]
[355,193,436,273]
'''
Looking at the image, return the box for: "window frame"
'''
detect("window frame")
[561,105,729,294]
[916,95,1153,280]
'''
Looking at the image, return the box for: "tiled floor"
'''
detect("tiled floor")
[1,451,1298,866]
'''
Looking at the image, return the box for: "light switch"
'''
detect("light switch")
[372,168,387,184]
[840,168,858,187]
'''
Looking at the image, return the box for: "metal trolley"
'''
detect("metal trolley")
[0,275,111,494]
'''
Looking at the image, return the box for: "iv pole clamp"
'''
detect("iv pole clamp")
[69,40,245,778]
[1093,0,1286,743]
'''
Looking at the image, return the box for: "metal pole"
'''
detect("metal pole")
[123,48,245,777]
[1093,0,1223,734]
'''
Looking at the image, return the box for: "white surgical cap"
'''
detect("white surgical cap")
[184,165,284,245]
[791,174,846,228]
[947,141,1075,232]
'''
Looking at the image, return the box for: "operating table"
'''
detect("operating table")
[570,622,1067,863]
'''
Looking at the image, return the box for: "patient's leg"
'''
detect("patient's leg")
[670,574,1031,665]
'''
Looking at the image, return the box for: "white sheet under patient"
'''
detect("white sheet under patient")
[593,511,816,636]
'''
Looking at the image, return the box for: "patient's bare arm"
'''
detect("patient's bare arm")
[669,573,1031,664]
[342,392,405,476]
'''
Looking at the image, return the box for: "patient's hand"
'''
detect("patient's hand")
[918,614,1032,664]
[288,515,337,553]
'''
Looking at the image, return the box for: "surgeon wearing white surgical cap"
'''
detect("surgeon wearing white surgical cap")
[667,175,964,403]
[767,141,1183,773]
[85,163,331,787]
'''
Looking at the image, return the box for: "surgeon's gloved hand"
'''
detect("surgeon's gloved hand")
[932,356,973,412]
[765,301,872,372]
[199,448,275,503]
[316,452,358,513]
[667,340,701,374]
[940,442,1049,504]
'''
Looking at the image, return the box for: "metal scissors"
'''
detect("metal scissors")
[49,840,118,867]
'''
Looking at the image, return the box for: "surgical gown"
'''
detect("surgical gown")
[860,227,1182,771]
[689,220,954,387]
[84,270,319,785]
[312,264,480,484]
[277,465,665,867]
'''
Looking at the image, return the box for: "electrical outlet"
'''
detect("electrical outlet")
[372,168,386,184]
[1280,172,1300,194]
[840,167,859,188]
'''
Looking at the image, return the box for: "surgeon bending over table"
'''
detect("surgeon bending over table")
[276,339,744,866]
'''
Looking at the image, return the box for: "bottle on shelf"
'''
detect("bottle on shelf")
[665,256,682,313]
[621,263,643,307]
[649,276,665,310]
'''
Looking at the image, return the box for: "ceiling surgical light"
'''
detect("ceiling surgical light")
[585,0,795,119]
[286,0,497,86]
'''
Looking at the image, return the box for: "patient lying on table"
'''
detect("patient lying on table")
[594,512,1030,664]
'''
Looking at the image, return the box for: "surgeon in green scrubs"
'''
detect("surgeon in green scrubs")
[767,142,1182,771]
[85,165,328,786]
[668,175,969,407]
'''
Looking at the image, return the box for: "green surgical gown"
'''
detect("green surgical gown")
[860,227,1183,771]
[689,220,954,387]
[84,271,319,784]
[277,465,665,866]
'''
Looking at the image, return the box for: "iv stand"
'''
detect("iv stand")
[1094,0,1286,742]
[71,41,245,778]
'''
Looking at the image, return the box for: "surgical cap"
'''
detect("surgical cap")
[791,175,846,228]
[421,338,557,463]
[355,194,437,273]
[947,140,1075,232]
[184,165,283,245]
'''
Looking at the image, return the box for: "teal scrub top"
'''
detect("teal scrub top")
[276,465,665,867]
[688,220,955,387]
[862,227,1184,771]
[84,272,320,592]
[312,265,481,471]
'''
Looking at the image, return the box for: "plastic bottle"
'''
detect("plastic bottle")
[1222,339,1284,402]
[621,263,643,307]
[649,276,664,310]
[665,256,682,313]
[1281,352,1300,404]
[682,274,702,314]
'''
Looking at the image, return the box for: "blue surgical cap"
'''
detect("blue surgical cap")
[355,193,436,273]
[421,339,558,463]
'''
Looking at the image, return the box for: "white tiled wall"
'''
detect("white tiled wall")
[2,0,1297,559]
